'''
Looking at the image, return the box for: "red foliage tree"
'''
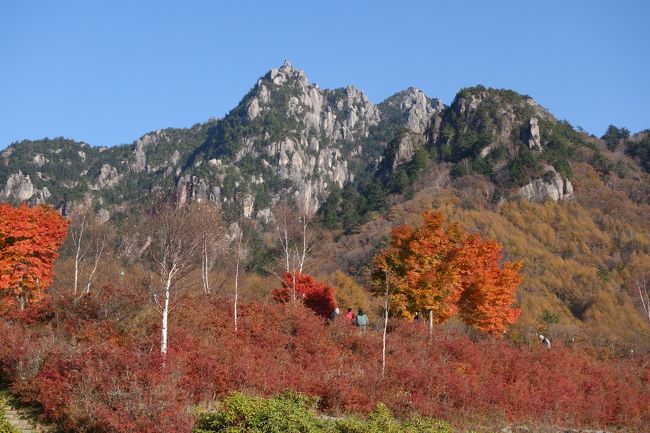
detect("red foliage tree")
[272,272,337,317]
[0,203,68,310]
[456,234,522,334]
[372,211,521,335]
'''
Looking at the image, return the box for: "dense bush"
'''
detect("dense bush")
[0,395,19,433]
[195,392,452,433]
[0,286,648,433]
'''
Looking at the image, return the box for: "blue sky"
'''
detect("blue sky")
[1,0,648,149]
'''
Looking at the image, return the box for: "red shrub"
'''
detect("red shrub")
[0,285,648,433]
[272,272,337,317]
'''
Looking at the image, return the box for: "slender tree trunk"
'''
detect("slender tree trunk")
[161,278,171,359]
[234,233,242,331]
[73,217,85,295]
[428,310,433,337]
[202,236,210,294]
[283,218,290,273]
[381,273,390,378]
[299,215,307,273]
[83,237,104,295]
[638,278,650,322]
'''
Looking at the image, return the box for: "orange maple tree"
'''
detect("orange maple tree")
[0,203,68,310]
[372,211,521,335]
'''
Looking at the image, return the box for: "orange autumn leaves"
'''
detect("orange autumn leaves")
[372,211,522,335]
[0,203,68,309]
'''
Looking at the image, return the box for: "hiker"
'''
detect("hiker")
[328,307,340,322]
[355,308,369,330]
[539,334,551,349]
[344,307,355,324]
[414,311,420,322]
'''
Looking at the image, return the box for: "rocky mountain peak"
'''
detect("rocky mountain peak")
[381,87,444,135]
[265,60,308,88]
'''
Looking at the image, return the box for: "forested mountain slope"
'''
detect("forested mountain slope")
[2,62,650,340]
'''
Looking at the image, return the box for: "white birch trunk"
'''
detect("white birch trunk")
[234,233,242,331]
[202,236,210,294]
[72,217,85,295]
[637,277,650,322]
[161,277,171,357]
[381,274,390,378]
[83,237,104,295]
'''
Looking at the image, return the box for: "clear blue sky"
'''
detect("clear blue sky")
[1,0,648,149]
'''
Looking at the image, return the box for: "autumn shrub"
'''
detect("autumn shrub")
[273,272,337,317]
[0,286,648,433]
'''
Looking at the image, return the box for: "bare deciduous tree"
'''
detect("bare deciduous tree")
[140,201,211,359]
[69,213,86,295]
[380,270,395,378]
[197,204,226,295]
[629,254,650,322]
[68,210,112,296]
[270,201,320,300]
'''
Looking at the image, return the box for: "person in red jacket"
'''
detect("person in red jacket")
[344,307,355,324]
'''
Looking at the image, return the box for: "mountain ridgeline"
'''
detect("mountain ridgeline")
[6,61,638,222]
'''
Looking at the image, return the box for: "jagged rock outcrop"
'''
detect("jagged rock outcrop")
[519,167,574,202]
[1,171,35,201]
[31,187,51,205]
[130,131,169,173]
[0,171,51,204]
[32,154,48,167]
[380,87,444,135]
[528,117,542,151]
[95,164,120,189]
[242,194,255,218]
[391,133,426,170]
[175,174,210,205]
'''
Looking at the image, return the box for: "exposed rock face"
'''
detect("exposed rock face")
[96,164,120,189]
[528,117,542,151]
[242,194,255,218]
[185,61,386,216]
[1,171,35,201]
[392,133,426,170]
[131,140,147,173]
[31,187,51,205]
[246,98,260,120]
[32,154,48,167]
[175,174,209,205]
[381,87,444,135]
[519,167,574,202]
[1,147,13,167]
[170,150,180,166]
[130,131,168,173]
